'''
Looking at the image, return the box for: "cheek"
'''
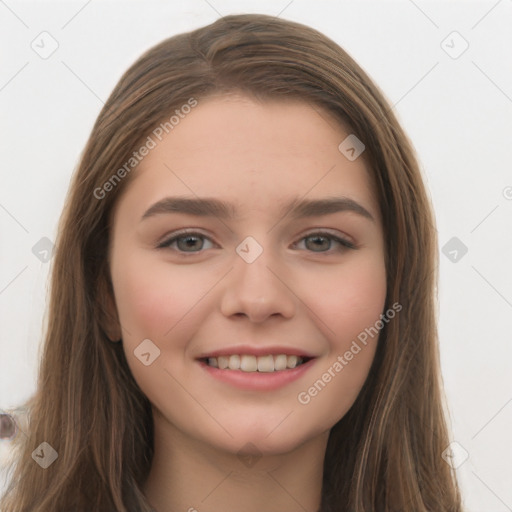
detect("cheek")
[301,253,387,346]
[291,255,386,421]
[112,251,197,332]
[110,250,208,344]
[110,252,211,400]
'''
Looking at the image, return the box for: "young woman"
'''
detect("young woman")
[0,13,463,512]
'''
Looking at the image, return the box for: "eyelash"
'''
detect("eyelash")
[156,229,357,255]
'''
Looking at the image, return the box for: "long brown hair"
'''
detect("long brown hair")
[0,13,463,511]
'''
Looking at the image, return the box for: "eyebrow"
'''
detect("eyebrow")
[140,196,375,223]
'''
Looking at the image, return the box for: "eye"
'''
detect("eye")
[294,231,356,253]
[157,231,215,253]
[156,230,356,255]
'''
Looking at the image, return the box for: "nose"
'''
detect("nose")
[219,244,296,323]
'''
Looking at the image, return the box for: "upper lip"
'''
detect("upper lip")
[196,344,318,359]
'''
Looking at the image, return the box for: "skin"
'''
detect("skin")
[106,93,387,512]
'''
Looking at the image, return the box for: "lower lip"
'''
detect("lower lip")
[197,358,316,391]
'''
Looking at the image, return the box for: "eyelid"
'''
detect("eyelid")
[292,229,356,251]
[297,228,355,245]
[156,228,215,249]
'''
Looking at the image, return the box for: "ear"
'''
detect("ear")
[96,267,122,342]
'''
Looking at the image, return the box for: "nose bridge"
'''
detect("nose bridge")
[236,239,274,289]
[220,235,295,322]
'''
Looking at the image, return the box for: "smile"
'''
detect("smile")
[202,354,310,372]
[197,354,317,392]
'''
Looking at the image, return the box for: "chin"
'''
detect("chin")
[216,424,315,457]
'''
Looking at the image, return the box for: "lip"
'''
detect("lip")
[197,357,317,391]
[196,344,317,359]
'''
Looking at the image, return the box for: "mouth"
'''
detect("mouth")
[199,354,314,373]
[195,345,318,391]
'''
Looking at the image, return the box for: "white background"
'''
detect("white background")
[1,1,511,510]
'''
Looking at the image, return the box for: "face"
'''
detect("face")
[108,94,387,457]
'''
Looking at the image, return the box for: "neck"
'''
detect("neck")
[143,409,329,512]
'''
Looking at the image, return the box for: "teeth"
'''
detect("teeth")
[274,354,287,371]
[257,355,274,372]
[229,355,240,369]
[287,355,298,368]
[240,355,258,372]
[204,354,306,372]
[217,356,229,369]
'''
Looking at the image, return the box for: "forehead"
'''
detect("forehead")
[113,94,380,223]
[155,93,356,162]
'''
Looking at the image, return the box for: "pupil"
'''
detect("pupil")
[179,236,202,251]
[307,236,329,251]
